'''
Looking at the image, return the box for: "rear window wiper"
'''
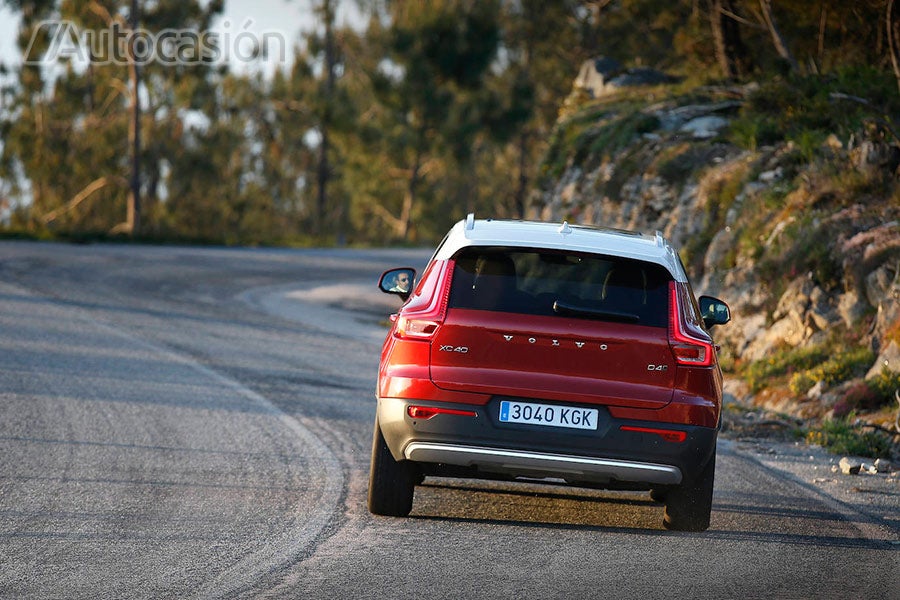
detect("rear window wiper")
[552,300,641,323]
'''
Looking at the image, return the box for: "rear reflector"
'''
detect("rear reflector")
[396,316,440,339]
[671,343,707,364]
[620,425,687,443]
[408,406,478,420]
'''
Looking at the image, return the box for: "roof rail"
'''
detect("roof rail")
[465,213,475,231]
[654,230,665,248]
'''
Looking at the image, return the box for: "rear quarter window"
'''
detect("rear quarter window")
[448,247,672,328]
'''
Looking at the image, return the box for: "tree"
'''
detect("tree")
[708,0,753,79]
[755,0,798,73]
[499,0,595,218]
[887,0,900,92]
[0,0,224,235]
[347,0,504,240]
[313,0,337,237]
[702,1,897,79]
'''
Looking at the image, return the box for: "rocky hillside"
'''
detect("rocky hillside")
[536,61,900,431]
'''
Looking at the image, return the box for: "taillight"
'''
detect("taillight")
[620,425,687,443]
[669,282,714,367]
[394,261,454,341]
[408,405,478,420]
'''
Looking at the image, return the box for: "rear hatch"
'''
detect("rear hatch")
[429,247,675,409]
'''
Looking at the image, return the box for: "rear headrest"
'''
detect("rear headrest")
[474,254,516,278]
[602,267,647,304]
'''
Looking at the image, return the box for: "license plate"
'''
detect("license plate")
[498,400,598,431]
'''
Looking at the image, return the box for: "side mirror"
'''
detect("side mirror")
[699,296,731,329]
[378,268,416,301]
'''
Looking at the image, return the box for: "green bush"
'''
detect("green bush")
[728,116,780,151]
[756,213,845,294]
[788,129,827,162]
[805,419,894,459]
[724,68,900,164]
[743,345,830,392]
[789,347,876,394]
[585,111,660,160]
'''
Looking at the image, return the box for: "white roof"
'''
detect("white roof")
[432,215,687,282]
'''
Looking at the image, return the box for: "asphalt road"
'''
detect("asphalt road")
[0,241,897,600]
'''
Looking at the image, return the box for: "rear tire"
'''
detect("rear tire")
[663,448,715,532]
[367,419,416,517]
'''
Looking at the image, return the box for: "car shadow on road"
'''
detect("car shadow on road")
[405,480,895,550]
[409,478,670,532]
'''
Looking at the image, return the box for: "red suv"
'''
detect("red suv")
[369,216,730,531]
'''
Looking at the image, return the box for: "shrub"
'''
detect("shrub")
[728,116,780,151]
[867,367,900,405]
[789,347,876,394]
[758,213,844,292]
[804,419,894,459]
[743,344,830,392]
[586,111,660,159]
[839,381,881,412]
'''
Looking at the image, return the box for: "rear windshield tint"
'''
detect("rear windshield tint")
[448,247,672,328]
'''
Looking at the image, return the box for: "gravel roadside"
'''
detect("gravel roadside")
[721,399,900,541]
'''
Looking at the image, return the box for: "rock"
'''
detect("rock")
[824,134,843,151]
[560,181,578,204]
[769,314,809,347]
[838,291,869,328]
[656,101,742,132]
[809,285,827,306]
[839,457,862,475]
[807,307,831,331]
[874,458,893,473]
[573,57,623,98]
[680,116,729,139]
[759,167,784,182]
[703,227,735,273]
[864,260,899,307]
[729,313,767,360]
[850,138,900,173]
[807,380,827,399]
[607,67,678,89]
[773,278,812,321]
[866,340,900,379]
[866,262,900,355]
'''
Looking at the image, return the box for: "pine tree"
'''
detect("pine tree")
[0,0,224,236]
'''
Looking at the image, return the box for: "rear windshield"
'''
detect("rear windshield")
[448,247,672,328]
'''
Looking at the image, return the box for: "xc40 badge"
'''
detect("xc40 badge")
[440,345,469,354]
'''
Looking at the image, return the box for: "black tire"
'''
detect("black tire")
[663,448,716,532]
[367,419,416,517]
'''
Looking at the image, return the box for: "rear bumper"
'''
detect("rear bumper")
[404,442,682,485]
[377,396,718,488]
